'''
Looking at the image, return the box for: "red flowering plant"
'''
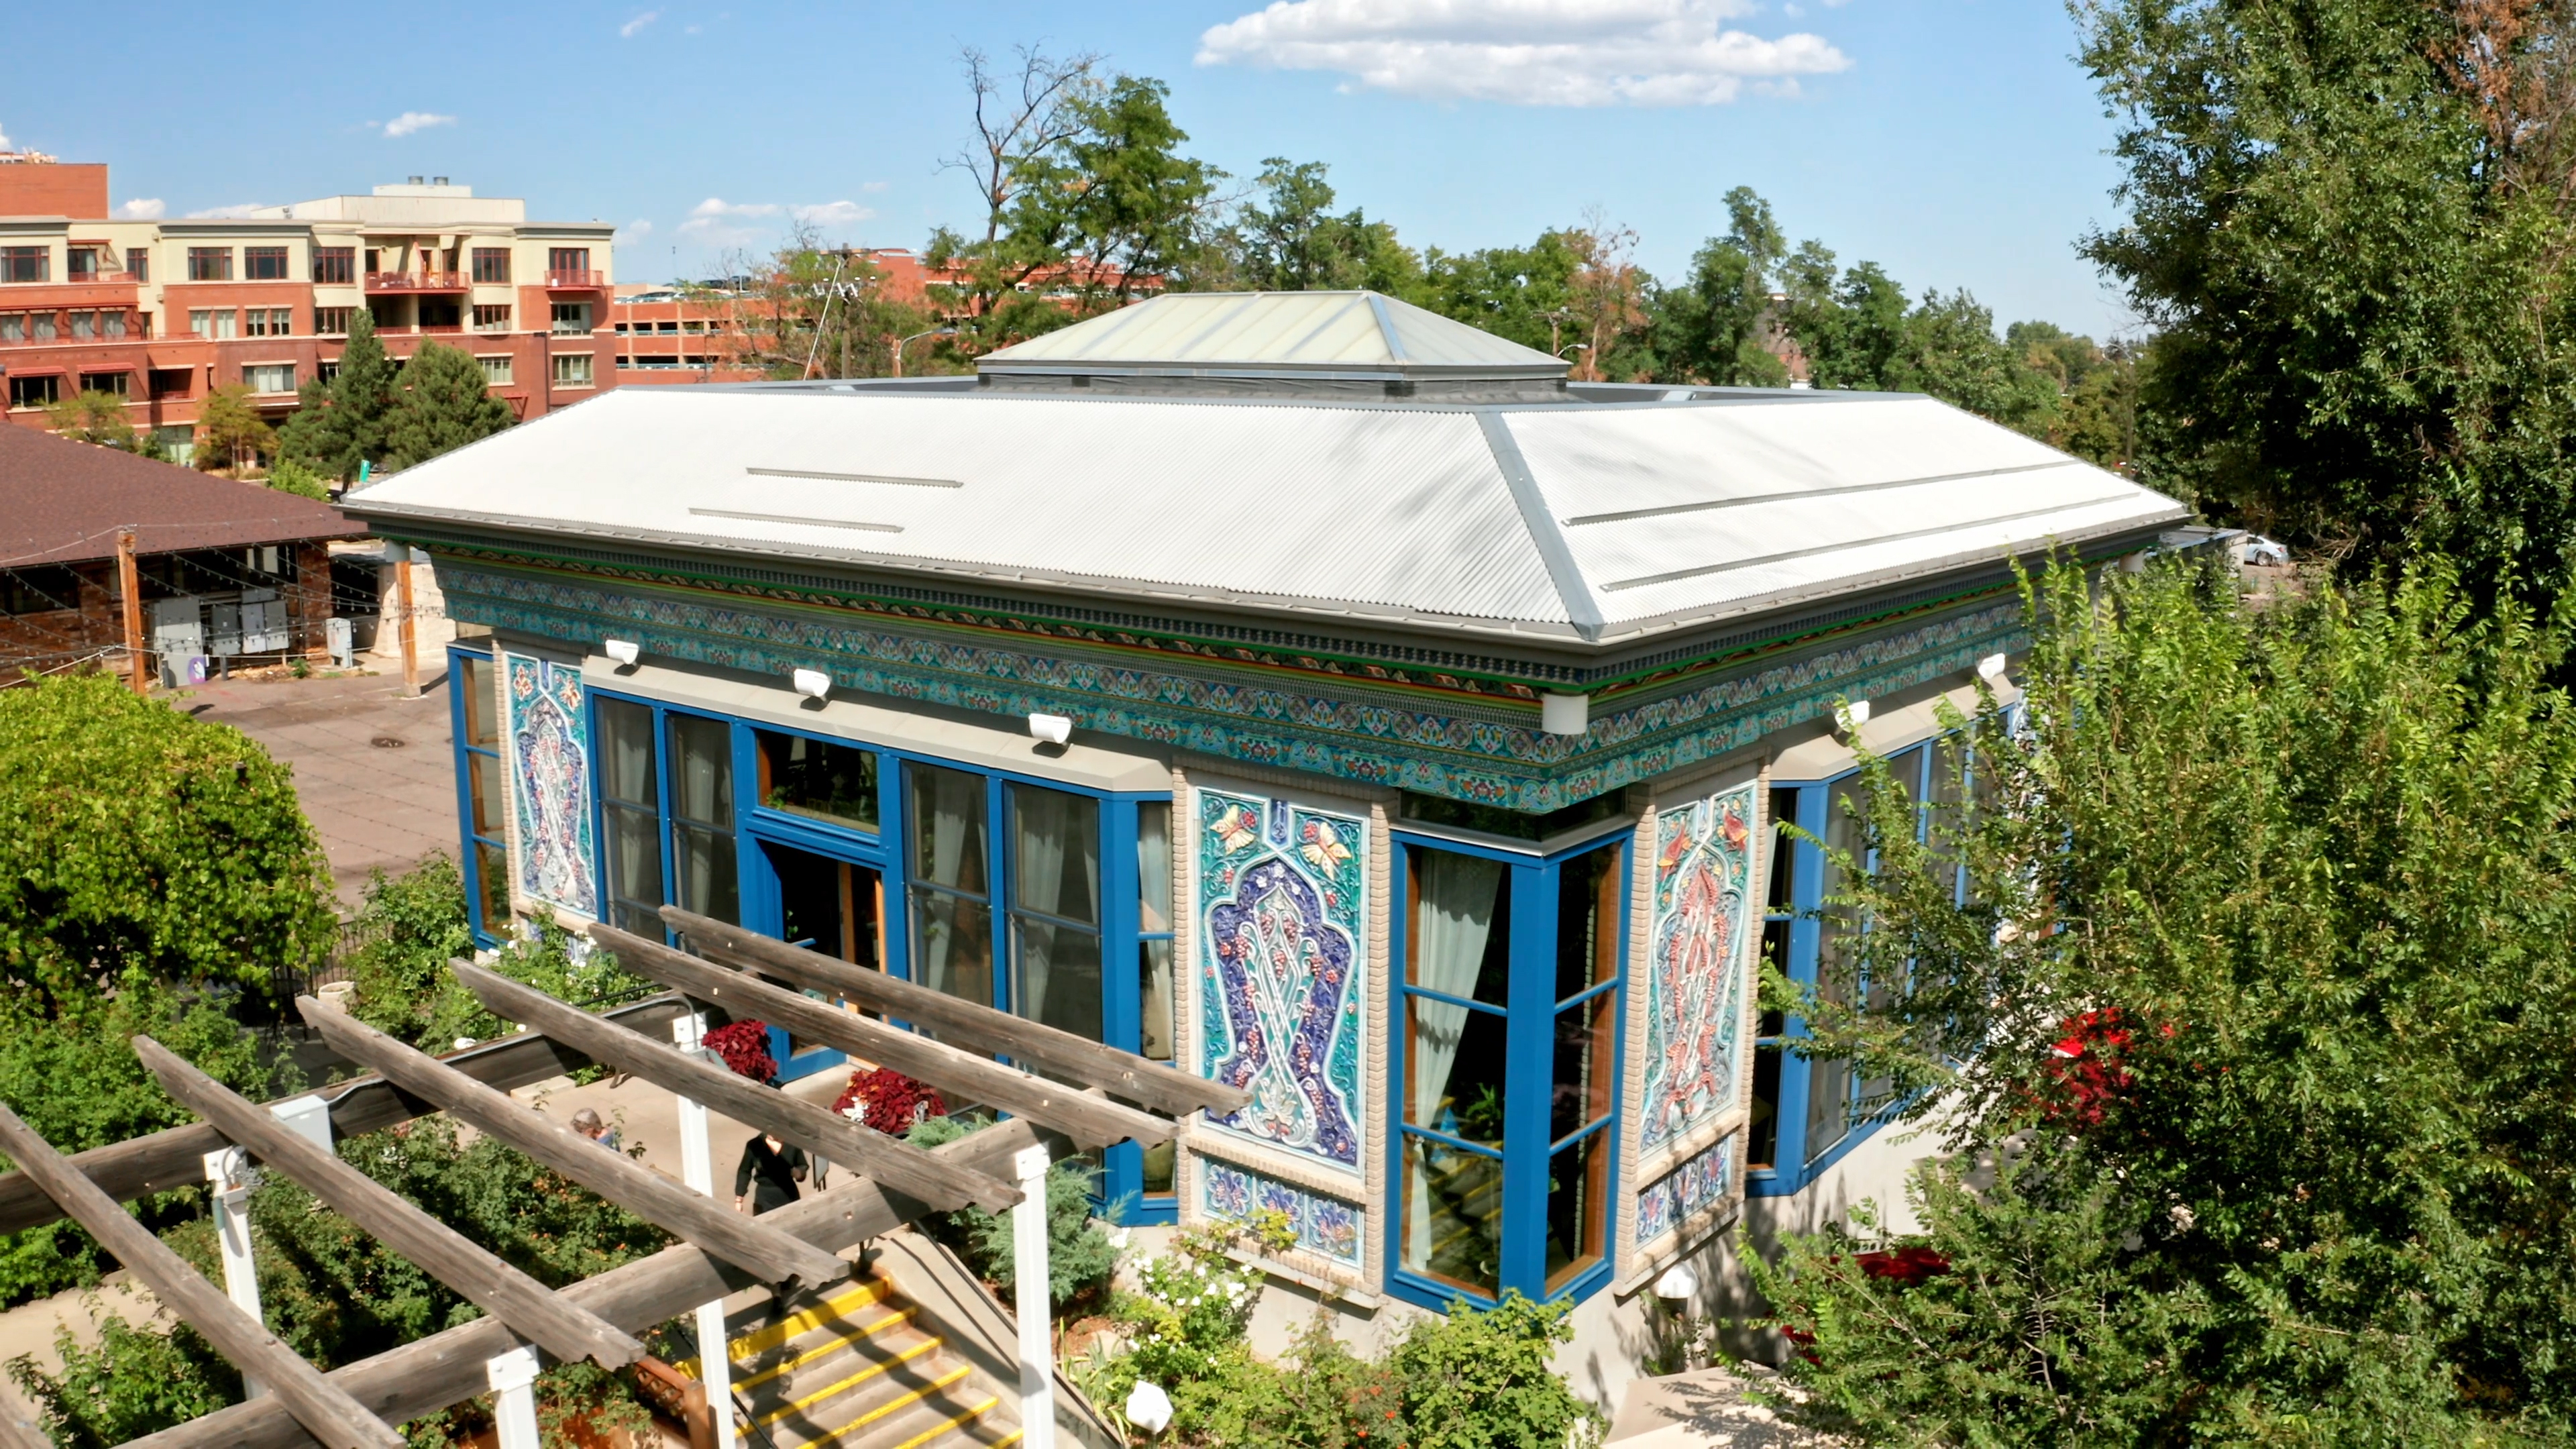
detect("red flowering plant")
[833,1066,947,1135]
[701,1020,776,1084]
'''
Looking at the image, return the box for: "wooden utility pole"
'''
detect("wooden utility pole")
[115,529,147,693]
[394,546,420,697]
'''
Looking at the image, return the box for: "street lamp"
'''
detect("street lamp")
[892,328,957,378]
[1555,341,1591,359]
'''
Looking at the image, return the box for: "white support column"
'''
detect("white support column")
[201,1148,264,1400]
[672,1012,735,1449]
[1012,1144,1055,1449]
[486,1344,541,1449]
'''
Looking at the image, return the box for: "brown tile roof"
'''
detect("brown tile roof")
[0,423,366,567]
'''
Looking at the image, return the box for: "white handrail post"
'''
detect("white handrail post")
[486,1344,541,1449]
[201,1148,264,1399]
[673,1012,735,1448]
[1012,1144,1055,1449]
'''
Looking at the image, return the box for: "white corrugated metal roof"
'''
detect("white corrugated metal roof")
[979,291,1566,376]
[353,383,2186,645]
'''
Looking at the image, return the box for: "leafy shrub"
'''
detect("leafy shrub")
[9,1310,237,1448]
[833,1066,945,1134]
[701,1020,776,1083]
[905,1116,1122,1313]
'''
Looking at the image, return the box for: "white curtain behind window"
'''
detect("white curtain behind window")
[1010,786,1097,1029]
[1409,849,1503,1129]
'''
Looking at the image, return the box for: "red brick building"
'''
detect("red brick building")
[0,424,364,680]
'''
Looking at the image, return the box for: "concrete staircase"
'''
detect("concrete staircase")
[685,1279,1021,1449]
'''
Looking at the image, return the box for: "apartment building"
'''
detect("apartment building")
[0,156,615,456]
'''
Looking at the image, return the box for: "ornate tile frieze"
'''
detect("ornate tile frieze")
[1201,1156,1365,1267]
[1635,1133,1737,1248]
[444,561,2021,812]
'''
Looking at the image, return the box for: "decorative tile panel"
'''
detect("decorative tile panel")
[1196,788,1367,1173]
[1640,784,1757,1153]
[1201,1157,1364,1267]
[436,559,2022,813]
[1635,1133,1736,1246]
[504,653,597,917]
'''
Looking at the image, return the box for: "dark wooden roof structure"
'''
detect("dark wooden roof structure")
[0,914,1251,1449]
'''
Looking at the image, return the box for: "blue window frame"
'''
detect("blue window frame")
[1387,826,1627,1311]
[1751,737,1974,1194]
[580,686,1176,1213]
[447,645,508,948]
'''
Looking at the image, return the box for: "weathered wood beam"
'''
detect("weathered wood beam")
[123,1119,1048,1449]
[664,906,1248,1120]
[451,961,1020,1214]
[133,1036,643,1371]
[298,997,847,1291]
[589,922,1171,1149]
[0,1103,405,1449]
[0,996,688,1237]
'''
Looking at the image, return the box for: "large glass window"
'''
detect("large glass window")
[450,651,508,944]
[1008,784,1102,1041]
[667,712,737,924]
[1136,800,1177,1193]
[757,730,877,830]
[1395,829,1629,1307]
[598,697,664,936]
[907,763,992,1010]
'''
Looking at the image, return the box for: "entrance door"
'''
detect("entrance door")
[763,842,883,1081]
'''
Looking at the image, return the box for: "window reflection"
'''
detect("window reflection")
[907,763,991,1008]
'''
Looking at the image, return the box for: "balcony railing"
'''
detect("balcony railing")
[60,270,138,286]
[545,268,602,288]
[364,270,468,292]
[418,323,462,334]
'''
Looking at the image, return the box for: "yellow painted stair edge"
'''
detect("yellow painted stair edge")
[737,1333,943,1432]
[672,1281,888,1378]
[884,1395,1006,1449]
[793,1363,972,1446]
[732,1306,920,1395]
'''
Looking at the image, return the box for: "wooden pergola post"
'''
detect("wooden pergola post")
[669,1009,734,1449]
[1012,1144,1056,1449]
[200,1146,265,1398]
[484,1346,541,1449]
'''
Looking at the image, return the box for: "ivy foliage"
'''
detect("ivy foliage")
[1760,556,2576,1442]
[0,673,337,1013]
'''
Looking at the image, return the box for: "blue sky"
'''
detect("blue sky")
[2,1,2141,333]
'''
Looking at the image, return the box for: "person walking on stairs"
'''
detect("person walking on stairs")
[733,1132,807,1216]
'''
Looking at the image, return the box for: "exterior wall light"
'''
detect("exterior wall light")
[1978,652,2008,681]
[1652,1263,1699,1302]
[1835,698,1872,735]
[792,668,831,700]
[1028,712,1073,745]
[1540,692,1589,736]
[602,638,641,667]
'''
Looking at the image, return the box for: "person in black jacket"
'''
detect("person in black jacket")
[733,1132,807,1216]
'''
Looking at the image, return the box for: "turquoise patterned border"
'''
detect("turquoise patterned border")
[442,562,2021,812]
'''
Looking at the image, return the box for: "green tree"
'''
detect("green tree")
[1651,186,1794,386]
[279,310,398,482]
[1232,158,1426,298]
[1888,289,2060,433]
[1757,556,2576,1439]
[996,74,1225,312]
[2078,0,2576,592]
[1419,231,1585,355]
[727,235,940,380]
[43,390,142,452]
[193,384,274,474]
[262,453,330,501]
[383,341,512,470]
[0,673,337,1013]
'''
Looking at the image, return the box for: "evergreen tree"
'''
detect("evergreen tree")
[278,310,396,482]
[382,341,512,470]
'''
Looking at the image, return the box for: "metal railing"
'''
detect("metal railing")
[545,268,600,288]
[364,270,467,292]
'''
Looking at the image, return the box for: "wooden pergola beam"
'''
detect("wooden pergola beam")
[299,997,848,1291]
[662,906,1250,1120]
[133,1036,643,1371]
[0,1104,405,1449]
[450,961,1021,1214]
[588,922,1172,1149]
[0,996,688,1237]
[123,1118,1049,1449]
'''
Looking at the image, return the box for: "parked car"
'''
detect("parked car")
[2242,535,2290,566]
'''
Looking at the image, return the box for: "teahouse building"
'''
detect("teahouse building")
[339,290,2186,1393]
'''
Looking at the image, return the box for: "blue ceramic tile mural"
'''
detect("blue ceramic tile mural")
[1197,788,1366,1173]
[1635,1133,1735,1246]
[1201,1157,1364,1267]
[1640,785,1757,1152]
[504,654,598,917]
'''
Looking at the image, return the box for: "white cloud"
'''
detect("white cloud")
[116,198,166,220]
[1196,0,1851,107]
[689,197,780,219]
[0,122,12,150]
[615,217,655,244]
[790,201,873,227]
[621,10,659,37]
[380,111,458,138]
[185,203,266,219]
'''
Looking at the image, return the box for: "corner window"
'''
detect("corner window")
[1007,783,1102,1042]
[597,696,665,938]
[757,730,879,831]
[906,762,993,1010]
[451,651,511,945]
[667,712,739,925]
[1393,830,1627,1307]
